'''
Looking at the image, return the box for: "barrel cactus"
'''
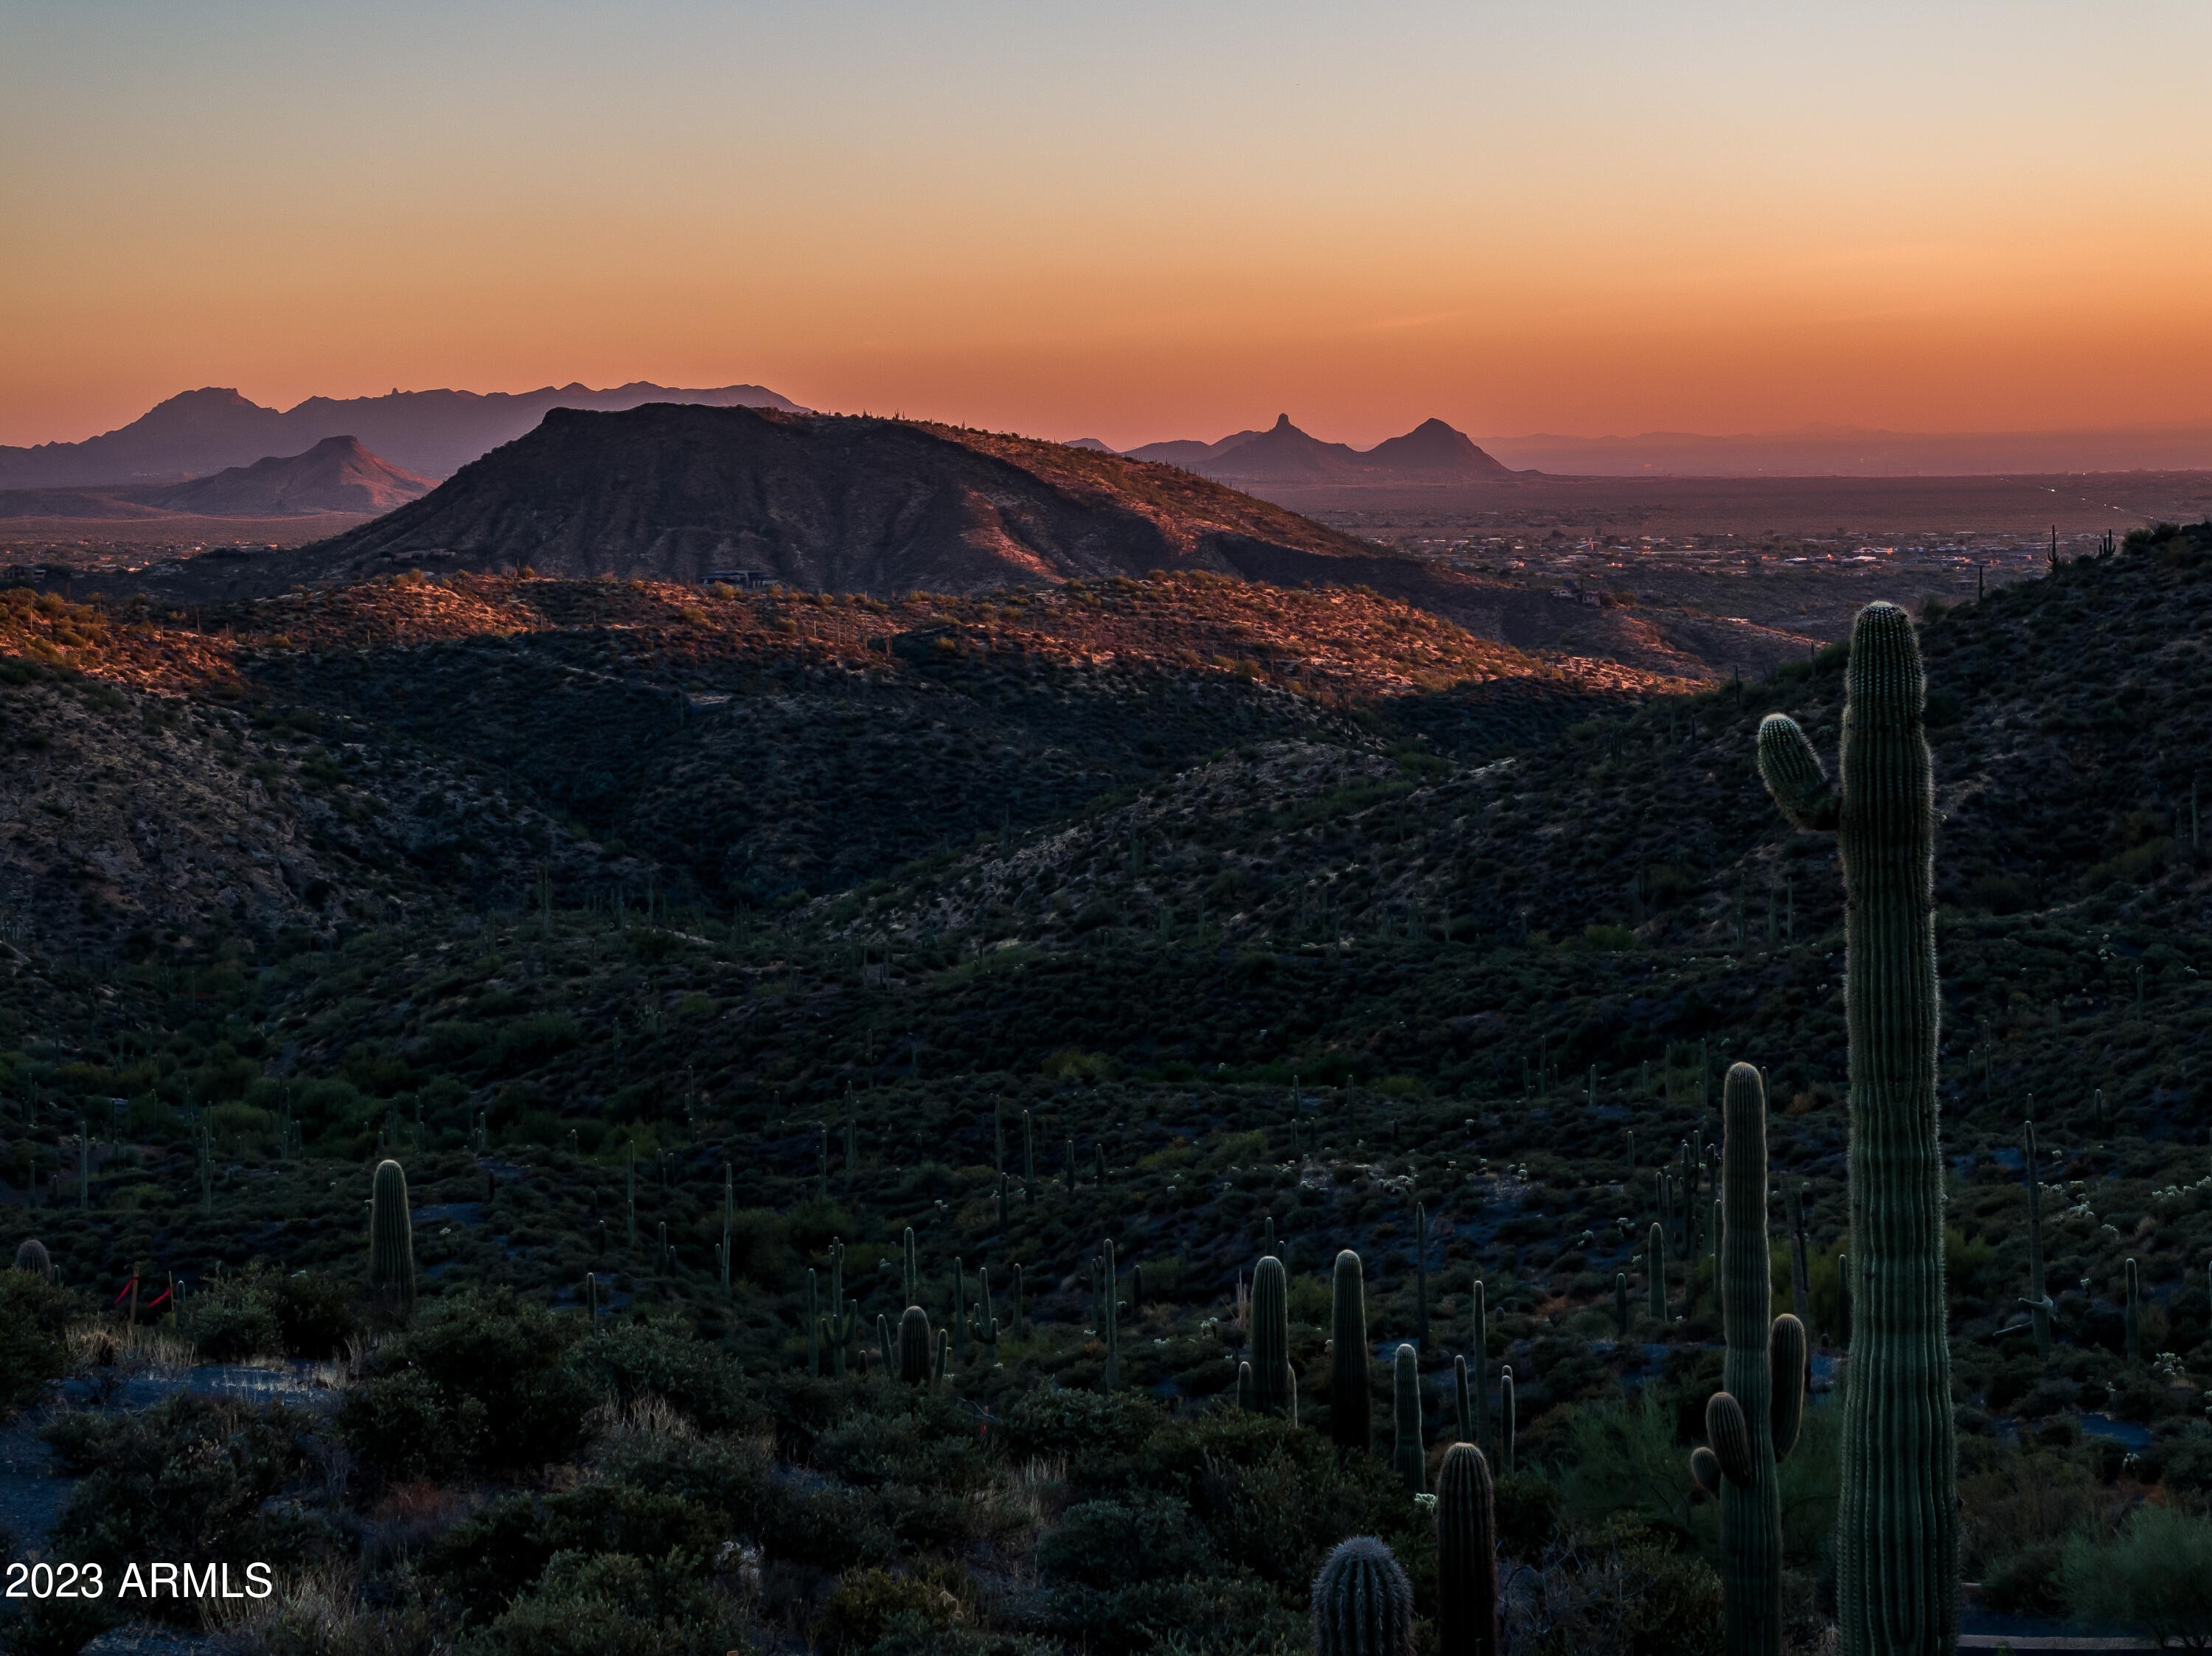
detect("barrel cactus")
[1330,1250,1371,1450]
[12,1239,51,1280]
[1435,1441,1500,1656]
[1391,1343,1424,1492]
[1247,1254,1296,1419]
[1689,1062,1809,1656]
[1757,599,1958,1655]
[368,1158,415,1322]
[1310,1536,1415,1656]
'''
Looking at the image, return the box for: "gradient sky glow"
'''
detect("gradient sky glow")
[5,1,2211,449]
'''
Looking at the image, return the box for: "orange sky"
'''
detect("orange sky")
[6,3,2211,450]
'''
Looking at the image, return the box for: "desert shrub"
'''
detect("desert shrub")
[998,1386,1163,1477]
[425,1481,727,1621]
[470,1548,750,1656]
[338,1291,596,1481]
[815,1394,990,1495]
[816,1565,968,1654]
[593,1420,883,1570]
[43,1395,332,1621]
[0,1270,77,1413]
[2062,1503,2212,1649]
[1035,1493,1215,1589]
[1510,1525,1724,1656]
[568,1318,758,1433]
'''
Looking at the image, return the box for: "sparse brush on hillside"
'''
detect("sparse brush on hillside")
[0,534,2210,1651]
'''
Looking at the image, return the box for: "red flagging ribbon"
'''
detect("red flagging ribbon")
[111,1276,139,1307]
[142,1287,171,1312]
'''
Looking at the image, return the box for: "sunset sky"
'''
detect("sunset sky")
[5,1,2211,451]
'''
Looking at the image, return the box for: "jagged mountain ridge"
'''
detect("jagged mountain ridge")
[0,380,804,487]
[1125,413,1517,482]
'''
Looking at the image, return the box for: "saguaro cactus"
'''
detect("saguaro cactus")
[369,1158,415,1322]
[1467,1278,1489,1453]
[1436,1441,1500,1656]
[1787,1180,1812,1338]
[1757,599,1958,1655]
[895,1304,933,1385]
[1101,1237,1121,1390]
[1331,1250,1371,1450]
[1690,1062,1809,1656]
[1391,1343,1424,1492]
[1415,1203,1430,1350]
[823,1240,855,1377]
[2023,1122,2053,1357]
[1615,1272,1630,1340]
[2124,1258,2141,1366]
[902,1226,919,1307]
[1648,1222,1667,1321]
[1310,1536,1415,1656]
[969,1266,1001,1360]
[1247,1255,1296,1419]
[1499,1366,1516,1476]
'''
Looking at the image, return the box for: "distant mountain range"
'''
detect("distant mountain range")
[0,436,434,521]
[0,381,806,489]
[1474,424,2212,477]
[1118,414,1519,484]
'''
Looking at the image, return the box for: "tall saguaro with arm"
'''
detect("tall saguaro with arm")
[1756,600,1958,1655]
[1689,1063,1806,1656]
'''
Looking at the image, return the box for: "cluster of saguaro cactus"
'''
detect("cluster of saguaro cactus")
[818,1240,856,1377]
[1687,1063,1808,1656]
[1330,1250,1371,1450]
[368,1158,415,1323]
[1758,599,1958,1655]
[2023,1122,2053,1357]
[969,1265,1001,1360]
[1310,1536,1415,1656]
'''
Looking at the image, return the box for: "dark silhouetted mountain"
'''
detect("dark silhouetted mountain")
[0,380,805,489]
[1124,415,1519,483]
[1064,437,1117,452]
[288,403,1407,592]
